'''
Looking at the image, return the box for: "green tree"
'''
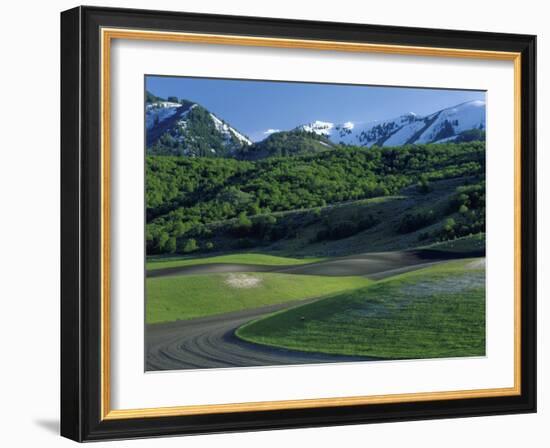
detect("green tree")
[237,212,252,228]
[183,238,198,253]
[417,175,432,194]
[247,202,261,216]
[157,232,170,252]
[443,218,457,240]
[165,237,177,254]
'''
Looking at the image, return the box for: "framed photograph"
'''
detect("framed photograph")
[60,6,536,442]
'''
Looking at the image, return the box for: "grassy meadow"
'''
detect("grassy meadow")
[146,272,371,323]
[236,259,485,359]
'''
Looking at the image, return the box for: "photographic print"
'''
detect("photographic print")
[61,9,536,440]
[144,76,487,371]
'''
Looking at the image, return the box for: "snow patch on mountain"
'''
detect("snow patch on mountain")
[433,135,460,144]
[145,97,251,156]
[145,101,182,130]
[383,120,426,146]
[146,94,485,158]
[296,100,485,147]
[299,120,335,136]
[342,122,354,130]
[415,100,485,144]
[209,113,252,145]
[170,105,198,141]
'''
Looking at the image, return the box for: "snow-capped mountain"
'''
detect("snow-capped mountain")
[146,94,485,159]
[145,101,184,130]
[297,100,485,147]
[146,93,251,157]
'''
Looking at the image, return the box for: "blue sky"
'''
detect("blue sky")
[146,76,485,142]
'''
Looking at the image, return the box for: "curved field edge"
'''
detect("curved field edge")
[146,272,372,323]
[146,253,326,271]
[236,259,486,360]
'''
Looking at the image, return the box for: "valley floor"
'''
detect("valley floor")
[145,250,485,371]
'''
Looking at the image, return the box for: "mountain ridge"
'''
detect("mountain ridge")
[145,92,485,158]
[296,100,486,148]
[146,94,251,157]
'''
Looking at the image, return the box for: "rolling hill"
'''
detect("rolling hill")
[236,129,337,160]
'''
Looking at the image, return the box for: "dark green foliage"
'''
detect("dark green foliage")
[417,231,431,242]
[237,130,334,159]
[146,142,485,255]
[230,212,253,237]
[316,214,379,241]
[416,174,432,194]
[415,181,485,242]
[447,182,485,216]
[250,214,278,240]
[150,231,173,254]
[182,238,198,253]
[440,182,485,239]
[168,237,177,253]
[397,209,436,234]
[454,128,486,143]
[234,238,255,249]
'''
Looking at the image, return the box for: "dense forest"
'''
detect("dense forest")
[146,142,485,255]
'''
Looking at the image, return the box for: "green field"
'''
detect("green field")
[146,253,325,271]
[236,259,485,359]
[146,272,371,323]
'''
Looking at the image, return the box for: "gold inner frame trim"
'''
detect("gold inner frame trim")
[100,27,522,421]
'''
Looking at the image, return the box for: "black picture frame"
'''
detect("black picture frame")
[61,5,536,442]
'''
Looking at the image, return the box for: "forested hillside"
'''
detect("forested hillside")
[235,130,336,159]
[146,142,485,255]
